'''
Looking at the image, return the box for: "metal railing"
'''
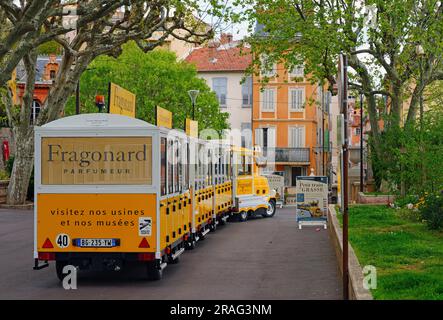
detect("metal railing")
[262,147,310,163]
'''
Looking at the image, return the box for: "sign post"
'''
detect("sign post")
[295,176,328,230]
[338,53,350,300]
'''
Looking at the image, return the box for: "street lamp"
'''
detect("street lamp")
[188,89,200,120]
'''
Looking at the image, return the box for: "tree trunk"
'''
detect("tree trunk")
[6,126,34,205]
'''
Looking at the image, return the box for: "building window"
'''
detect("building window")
[242,76,252,107]
[289,87,305,111]
[255,127,275,154]
[49,70,56,80]
[241,122,252,148]
[356,128,361,135]
[289,64,304,79]
[160,137,167,196]
[289,126,305,147]
[260,55,276,77]
[212,77,227,107]
[260,88,276,112]
[31,100,41,124]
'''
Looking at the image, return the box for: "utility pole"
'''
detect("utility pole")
[339,54,349,300]
[322,87,326,176]
[360,92,364,193]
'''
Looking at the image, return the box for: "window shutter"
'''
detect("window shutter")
[270,89,275,111]
[268,127,276,148]
[299,126,305,147]
[255,128,263,147]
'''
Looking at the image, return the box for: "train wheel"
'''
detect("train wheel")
[168,255,180,264]
[186,239,196,250]
[238,211,248,222]
[146,262,162,281]
[218,216,226,226]
[263,199,276,218]
[209,221,217,232]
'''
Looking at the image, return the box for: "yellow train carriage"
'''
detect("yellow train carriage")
[33,113,276,281]
[231,146,277,222]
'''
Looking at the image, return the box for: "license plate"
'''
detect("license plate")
[74,238,118,248]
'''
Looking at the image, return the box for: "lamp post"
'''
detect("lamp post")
[188,89,200,120]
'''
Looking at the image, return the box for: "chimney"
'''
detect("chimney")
[208,40,218,64]
[220,33,233,44]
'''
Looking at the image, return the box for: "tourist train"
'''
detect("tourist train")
[33,113,277,280]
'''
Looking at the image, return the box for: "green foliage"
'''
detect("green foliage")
[396,208,422,223]
[419,192,443,230]
[0,169,9,180]
[395,194,420,208]
[338,205,443,299]
[36,40,62,55]
[5,155,14,176]
[65,42,229,133]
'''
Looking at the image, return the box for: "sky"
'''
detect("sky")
[196,0,252,41]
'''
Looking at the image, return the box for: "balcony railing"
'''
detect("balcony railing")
[262,147,310,163]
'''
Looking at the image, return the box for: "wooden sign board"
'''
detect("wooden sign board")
[185,119,198,138]
[41,137,152,185]
[156,106,172,129]
[108,82,136,118]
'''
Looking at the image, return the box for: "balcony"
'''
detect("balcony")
[262,147,310,164]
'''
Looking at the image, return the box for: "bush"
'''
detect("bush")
[396,207,421,222]
[0,169,9,180]
[419,192,443,230]
[395,194,419,208]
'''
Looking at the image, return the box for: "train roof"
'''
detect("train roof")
[39,113,156,130]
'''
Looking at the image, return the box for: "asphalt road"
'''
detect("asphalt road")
[0,207,342,300]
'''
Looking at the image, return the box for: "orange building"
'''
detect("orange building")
[16,54,61,122]
[252,60,331,187]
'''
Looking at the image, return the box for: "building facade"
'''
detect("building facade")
[252,60,331,187]
[185,34,253,147]
[16,54,61,123]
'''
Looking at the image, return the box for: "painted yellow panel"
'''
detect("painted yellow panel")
[109,82,136,117]
[237,177,253,195]
[37,193,156,253]
[156,106,172,129]
[41,137,152,185]
[185,119,198,138]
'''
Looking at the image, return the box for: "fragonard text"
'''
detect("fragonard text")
[48,144,148,167]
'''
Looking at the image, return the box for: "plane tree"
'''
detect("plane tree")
[0,0,227,204]
[238,0,443,190]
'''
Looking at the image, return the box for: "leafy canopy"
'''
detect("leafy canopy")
[65,42,230,132]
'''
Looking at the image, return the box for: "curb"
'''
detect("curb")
[0,203,34,210]
[328,204,373,300]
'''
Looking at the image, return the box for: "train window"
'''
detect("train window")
[184,141,189,190]
[161,137,167,196]
[227,152,231,180]
[174,139,180,193]
[208,149,212,185]
[197,143,203,189]
[239,154,252,176]
[214,149,219,180]
[168,139,173,194]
